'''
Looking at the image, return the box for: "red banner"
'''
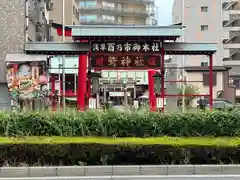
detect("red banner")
[91,55,161,69]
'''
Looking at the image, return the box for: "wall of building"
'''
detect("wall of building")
[79,0,154,25]
[172,0,223,67]
[171,0,236,102]
[0,0,26,108]
[0,84,11,110]
[0,0,25,69]
[186,71,223,106]
[50,0,78,42]
[0,0,51,109]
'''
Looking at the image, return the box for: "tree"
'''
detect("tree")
[177,84,199,107]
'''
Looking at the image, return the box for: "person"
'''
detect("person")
[199,96,205,110]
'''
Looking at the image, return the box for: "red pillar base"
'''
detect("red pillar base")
[148,70,156,112]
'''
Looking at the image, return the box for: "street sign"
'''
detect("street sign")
[91,55,161,69]
[91,41,162,53]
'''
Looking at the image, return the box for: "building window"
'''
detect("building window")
[117,4,122,10]
[117,17,122,24]
[201,25,208,31]
[233,79,240,88]
[72,6,79,20]
[80,14,97,22]
[201,62,208,66]
[80,1,97,8]
[102,1,115,8]
[201,6,208,12]
[202,72,217,86]
[102,15,115,22]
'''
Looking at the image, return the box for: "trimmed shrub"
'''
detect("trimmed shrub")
[0,137,239,166]
[0,110,240,137]
[0,143,240,166]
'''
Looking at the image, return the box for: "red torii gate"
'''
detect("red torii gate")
[24,24,217,112]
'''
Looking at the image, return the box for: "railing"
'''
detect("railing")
[114,0,154,4]
[80,0,154,4]
[80,19,118,25]
[80,19,151,25]
[223,35,236,43]
[223,0,238,10]
[79,5,154,16]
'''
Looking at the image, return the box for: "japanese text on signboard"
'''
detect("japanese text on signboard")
[91,55,161,68]
[91,41,161,53]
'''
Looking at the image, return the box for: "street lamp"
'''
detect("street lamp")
[123,79,128,109]
[153,72,162,95]
[153,72,164,110]
[88,71,102,108]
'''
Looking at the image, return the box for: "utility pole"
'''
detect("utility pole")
[181,0,185,112]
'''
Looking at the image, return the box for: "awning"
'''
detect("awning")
[5,54,48,62]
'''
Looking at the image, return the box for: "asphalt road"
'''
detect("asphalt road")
[1,175,240,180]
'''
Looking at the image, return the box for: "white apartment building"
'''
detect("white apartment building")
[172,0,236,103]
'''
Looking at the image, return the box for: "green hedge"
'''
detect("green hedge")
[1,144,240,166]
[0,137,238,166]
[0,110,240,137]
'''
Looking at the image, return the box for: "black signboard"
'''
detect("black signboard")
[91,41,162,53]
[91,55,161,69]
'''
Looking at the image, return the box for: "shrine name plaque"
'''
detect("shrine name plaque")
[91,41,162,53]
[91,55,161,69]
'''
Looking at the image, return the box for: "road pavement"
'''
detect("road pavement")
[1,175,240,180]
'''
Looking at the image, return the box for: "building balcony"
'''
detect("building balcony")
[80,0,154,5]
[223,10,240,22]
[223,42,240,49]
[222,0,238,10]
[79,6,152,18]
[224,26,240,31]
[227,10,240,15]
[223,59,240,66]
[114,0,154,4]
[80,19,119,25]
[222,31,230,40]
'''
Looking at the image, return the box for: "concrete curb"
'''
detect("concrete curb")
[0,165,240,177]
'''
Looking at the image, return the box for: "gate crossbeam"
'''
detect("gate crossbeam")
[25,42,217,55]
[24,42,89,55]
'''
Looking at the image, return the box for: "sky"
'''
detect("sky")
[155,0,174,25]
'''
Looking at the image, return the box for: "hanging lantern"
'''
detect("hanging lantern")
[90,72,102,94]
[153,73,162,94]
[39,75,48,85]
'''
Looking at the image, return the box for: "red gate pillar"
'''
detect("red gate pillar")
[148,70,156,112]
[161,46,165,113]
[77,55,87,111]
[209,54,213,111]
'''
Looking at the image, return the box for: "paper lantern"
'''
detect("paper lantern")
[39,75,48,85]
